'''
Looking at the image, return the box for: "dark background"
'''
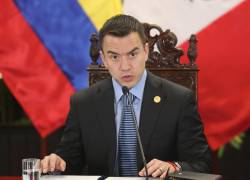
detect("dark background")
[1,79,250,180]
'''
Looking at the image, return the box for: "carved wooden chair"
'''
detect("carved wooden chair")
[88,23,198,100]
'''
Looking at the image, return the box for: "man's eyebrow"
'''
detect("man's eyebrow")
[106,47,139,55]
[127,47,139,54]
[107,50,119,55]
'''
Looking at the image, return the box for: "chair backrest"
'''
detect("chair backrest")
[88,23,198,100]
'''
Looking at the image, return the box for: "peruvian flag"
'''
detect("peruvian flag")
[124,0,250,150]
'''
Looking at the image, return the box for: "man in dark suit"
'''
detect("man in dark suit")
[41,14,211,178]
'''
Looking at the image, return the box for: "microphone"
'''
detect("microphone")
[122,86,129,95]
[122,86,149,180]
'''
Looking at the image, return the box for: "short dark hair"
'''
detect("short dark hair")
[99,14,147,49]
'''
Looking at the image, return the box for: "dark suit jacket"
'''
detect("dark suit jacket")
[56,71,211,176]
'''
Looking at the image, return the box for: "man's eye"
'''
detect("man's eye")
[129,52,138,58]
[110,55,119,60]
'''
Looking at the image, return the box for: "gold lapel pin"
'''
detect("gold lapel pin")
[154,96,161,103]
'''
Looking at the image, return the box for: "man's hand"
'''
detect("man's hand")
[40,153,66,174]
[139,159,180,179]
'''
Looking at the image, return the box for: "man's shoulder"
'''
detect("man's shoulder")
[148,72,191,95]
[71,78,112,102]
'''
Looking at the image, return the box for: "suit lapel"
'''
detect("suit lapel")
[137,72,167,169]
[96,79,117,175]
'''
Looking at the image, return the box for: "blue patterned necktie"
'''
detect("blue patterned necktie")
[118,93,138,176]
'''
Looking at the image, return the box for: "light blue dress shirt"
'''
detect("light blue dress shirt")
[112,70,147,137]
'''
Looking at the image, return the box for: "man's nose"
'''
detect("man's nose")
[119,57,131,71]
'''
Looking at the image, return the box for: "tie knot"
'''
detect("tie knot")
[122,93,135,106]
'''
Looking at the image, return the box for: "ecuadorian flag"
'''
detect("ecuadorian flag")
[0,0,122,137]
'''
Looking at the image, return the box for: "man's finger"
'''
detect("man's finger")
[147,162,160,175]
[41,156,50,173]
[139,159,159,176]
[49,154,58,172]
[55,157,66,171]
[146,158,158,169]
[160,167,169,179]
[152,168,163,178]
[60,160,66,171]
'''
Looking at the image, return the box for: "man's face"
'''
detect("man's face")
[100,32,149,89]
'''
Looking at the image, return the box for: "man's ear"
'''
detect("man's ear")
[100,50,107,67]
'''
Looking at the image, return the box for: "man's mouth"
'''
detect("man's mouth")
[122,75,133,82]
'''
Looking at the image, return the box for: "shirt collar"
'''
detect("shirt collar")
[112,70,147,103]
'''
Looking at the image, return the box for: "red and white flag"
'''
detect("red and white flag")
[124,0,250,150]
